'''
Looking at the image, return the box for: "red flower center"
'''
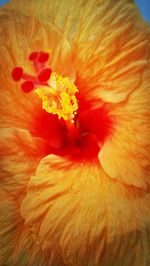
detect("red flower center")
[12,51,113,162]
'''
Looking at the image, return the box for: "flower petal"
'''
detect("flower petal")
[0,189,65,265]
[73,0,150,103]
[0,9,75,129]
[5,0,150,103]
[21,155,150,265]
[0,129,65,265]
[0,128,48,199]
[99,75,150,189]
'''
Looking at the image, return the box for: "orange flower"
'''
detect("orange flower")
[0,0,150,265]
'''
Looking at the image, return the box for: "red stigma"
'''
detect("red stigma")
[11,67,23,81]
[37,68,52,82]
[28,51,49,63]
[11,50,52,93]
[21,80,34,93]
[38,52,49,63]
[28,51,39,61]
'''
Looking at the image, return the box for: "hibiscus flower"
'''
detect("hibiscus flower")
[0,0,150,265]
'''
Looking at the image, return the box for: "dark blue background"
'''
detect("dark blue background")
[0,0,150,23]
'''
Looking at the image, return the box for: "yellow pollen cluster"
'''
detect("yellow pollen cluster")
[35,72,78,122]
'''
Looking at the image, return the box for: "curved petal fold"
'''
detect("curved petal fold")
[0,128,47,199]
[21,155,150,266]
[99,73,150,190]
[0,189,65,266]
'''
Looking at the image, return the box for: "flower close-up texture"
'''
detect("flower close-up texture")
[0,0,150,265]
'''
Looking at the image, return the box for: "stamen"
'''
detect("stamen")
[35,72,78,122]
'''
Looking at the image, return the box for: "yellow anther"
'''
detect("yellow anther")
[35,72,78,122]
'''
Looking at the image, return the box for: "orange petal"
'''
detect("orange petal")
[0,189,26,265]
[5,0,150,103]
[0,189,62,265]
[0,9,75,129]
[99,74,150,189]
[21,155,150,265]
[0,129,65,265]
[73,0,150,103]
[0,128,48,199]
